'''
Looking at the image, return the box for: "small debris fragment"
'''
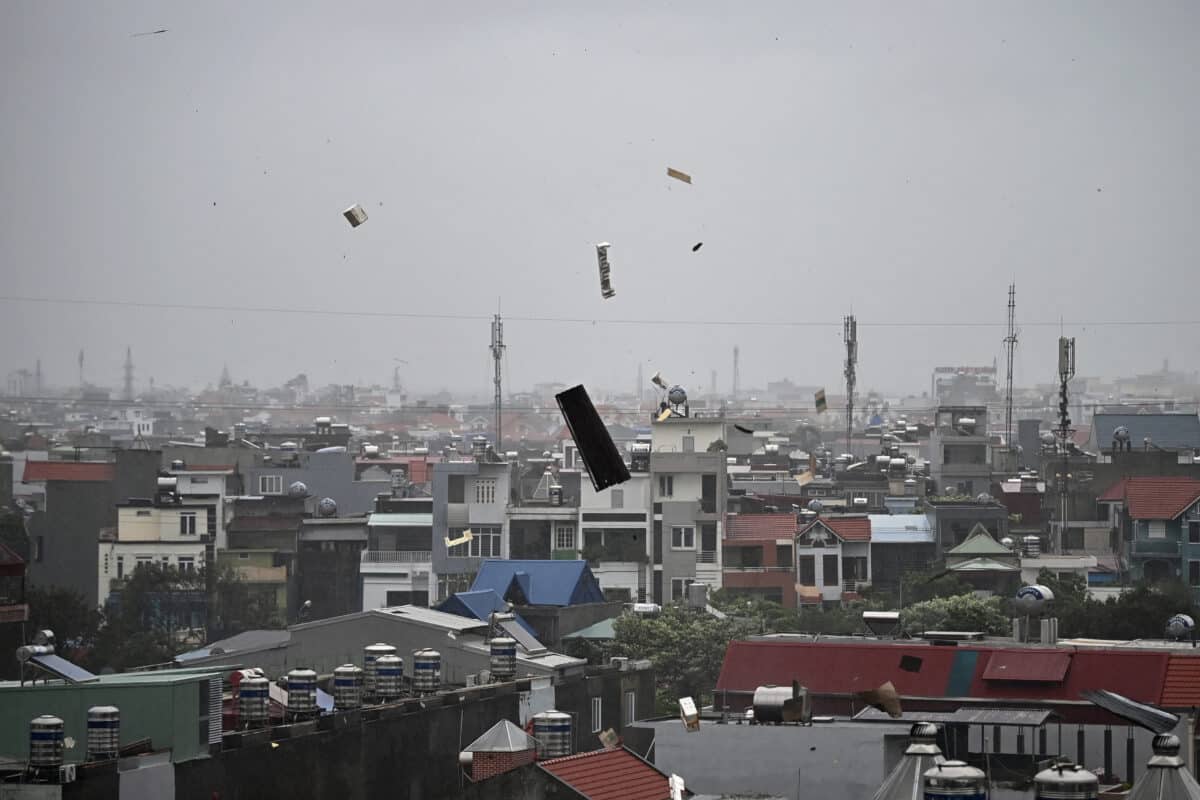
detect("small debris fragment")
[343,204,368,228]
[666,167,692,184]
[692,242,703,252]
[595,242,615,299]
[131,29,168,37]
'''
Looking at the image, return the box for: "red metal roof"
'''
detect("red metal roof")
[726,513,796,541]
[1097,478,1129,502]
[539,748,672,800]
[981,651,1071,682]
[1107,477,1200,520]
[21,461,114,483]
[1160,655,1200,708]
[799,516,871,542]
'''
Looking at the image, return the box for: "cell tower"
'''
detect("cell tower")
[490,314,505,452]
[732,346,740,401]
[636,363,644,411]
[1003,284,1019,460]
[34,359,42,396]
[77,349,84,388]
[123,346,134,402]
[844,315,857,458]
[1055,336,1076,554]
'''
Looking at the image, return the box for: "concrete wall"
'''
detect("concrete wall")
[517,602,623,646]
[27,481,116,608]
[242,451,391,516]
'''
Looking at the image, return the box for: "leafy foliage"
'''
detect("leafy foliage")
[902,594,1009,635]
[900,567,976,604]
[706,439,728,453]
[1035,568,1195,640]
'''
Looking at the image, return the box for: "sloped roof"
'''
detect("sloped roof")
[471,560,606,606]
[0,542,25,567]
[725,513,796,541]
[947,557,1021,573]
[1161,656,1200,708]
[1093,413,1200,452]
[562,617,616,640]
[1099,477,1200,521]
[946,525,1011,556]
[435,589,538,637]
[867,514,933,544]
[21,461,114,483]
[539,747,674,800]
[464,719,538,753]
[798,516,871,543]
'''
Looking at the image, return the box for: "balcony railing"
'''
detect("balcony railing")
[361,550,432,564]
[723,566,793,573]
[697,550,718,564]
[1130,539,1181,557]
[843,579,871,593]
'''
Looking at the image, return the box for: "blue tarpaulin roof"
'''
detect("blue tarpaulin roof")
[435,589,538,637]
[471,560,606,607]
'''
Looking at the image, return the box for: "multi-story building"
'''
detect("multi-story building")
[431,453,513,602]
[299,515,367,619]
[927,405,992,497]
[794,514,871,605]
[1099,476,1200,596]
[360,497,434,609]
[722,512,797,607]
[98,499,207,612]
[650,416,727,604]
[576,441,653,603]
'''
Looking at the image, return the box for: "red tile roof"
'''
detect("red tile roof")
[1160,655,1200,708]
[799,516,871,542]
[726,513,796,541]
[1098,477,1200,520]
[21,461,114,483]
[539,748,673,800]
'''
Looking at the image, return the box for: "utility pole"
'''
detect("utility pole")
[491,314,505,452]
[1003,284,1019,466]
[77,349,84,389]
[1055,336,1076,554]
[844,315,857,458]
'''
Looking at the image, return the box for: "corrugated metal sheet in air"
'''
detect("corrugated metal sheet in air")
[982,651,1071,682]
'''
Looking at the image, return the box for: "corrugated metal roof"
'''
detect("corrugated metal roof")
[464,719,538,753]
[562,618,617,640]
[946,526,1012,556]
[853,707,1055,726]
[1082,689,1178,733]
[982,651,1071,682]
[367,512,434,527]
[471,560,606,606]
[435,589,538,637]
[867,515,933,544]
[1092,413,1200,452]
[1161,656,1200,708]
[369,605,490,632]
[21,461,114,482]
[947,557,1020,573]
[539,747,673,800]
[725,513,796,541]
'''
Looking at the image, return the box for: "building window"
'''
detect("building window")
[798,555,815,585]
[671,577,694,601]
[591,696,602,733]
[136,509,152,517]
[1149,520,1167,539]
[682,436,695,453]
[448,475,465,503]
[624,690,636,725]
[1191,561,1200,587]
[610,489,624,509]
[469,526,501,558]
[238,552,250,560]
[178,557,195,572]
[136,556,153,570]
[259,475,283,495]
[447,527,470,558]
[823,553,839,586]
[190,476,209,485]
[475,479,496,504]
[671,526,695,550]
[116,556,124,579]
[179,512,197,536]
[555,525,575,551]
[1190,522,1200,545]
[162,556,171,569]
[658,475,674,498]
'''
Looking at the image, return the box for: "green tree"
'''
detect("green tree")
[903,594,1009,635]
[901,567,975,605]
[706,439,728,453]
[209,562,284,639]
[92,564,207,671]
[612,606,756,713]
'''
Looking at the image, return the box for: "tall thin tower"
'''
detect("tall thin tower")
[490,314,505,451]
[844,315,857,458]
[77,349,84,388]
[1055,337,1076,554]
[123,347,134,402]
[636,363,644,411]
[732,346,740,401]
[1003,283,1018,460]
[34,359,42,396]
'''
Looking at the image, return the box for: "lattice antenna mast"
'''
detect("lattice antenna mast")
[491,314,505,452]
[1055,337,1076,554]
[844,316,857,459]
[1003,284,1019,460]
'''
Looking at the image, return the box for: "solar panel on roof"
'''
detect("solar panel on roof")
[499,618,547,656]
[30,654,98,683]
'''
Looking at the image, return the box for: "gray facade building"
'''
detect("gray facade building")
[431,458,513,602]
[929,405,992,497]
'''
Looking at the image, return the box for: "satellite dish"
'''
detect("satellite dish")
[668,385,688,406]
[1113,426,1130,442]
[317,497,338,517]
[1040,431,1057,446]
[1014,585,1054,616]
[807,499,823,514]
[1166,614,1195,640]
[287,481,309,498]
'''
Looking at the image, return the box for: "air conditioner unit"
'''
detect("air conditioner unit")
[609,657,629,670]
[59,764,77,784]
[465,674,478,687]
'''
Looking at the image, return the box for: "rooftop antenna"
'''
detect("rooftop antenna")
[732,345,740,402]
[844,315,857,459]
[122,346,134,402]
[490,312,505,452]
[1055,336,1076,554]
[77,349,84,388]
[636,362,644,412]
[1003,283,1019,463]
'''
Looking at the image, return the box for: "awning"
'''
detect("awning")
[982,651,1071,682]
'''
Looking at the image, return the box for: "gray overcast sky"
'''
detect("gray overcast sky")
[2,1,1198,398]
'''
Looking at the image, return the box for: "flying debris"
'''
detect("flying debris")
[733,424,754,435]
[444,530,474,549]
[857,681,902,718]
[692,242,703,252]
[815,388,828,413]
[131,29,168,37]
[666,167,692,184]
[556,385,631,491]
[595,243,615,299]
[343,204,368,228]
[657,408,673,422]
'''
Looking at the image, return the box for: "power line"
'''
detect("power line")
[1,294,1199,330]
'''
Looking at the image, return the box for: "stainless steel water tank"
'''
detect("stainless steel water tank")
[489,637,517,682]
[1034,762,1099,800]
[376,654,403,701]
[286,668,318,717]
[86,705,120,761]
[413,649,441,694]
[532,710,572,758]
[239,675,270,728]
[363,643,396,697]
[333,664,363,710]
[923,760,987,799]
[29,715,64,768]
